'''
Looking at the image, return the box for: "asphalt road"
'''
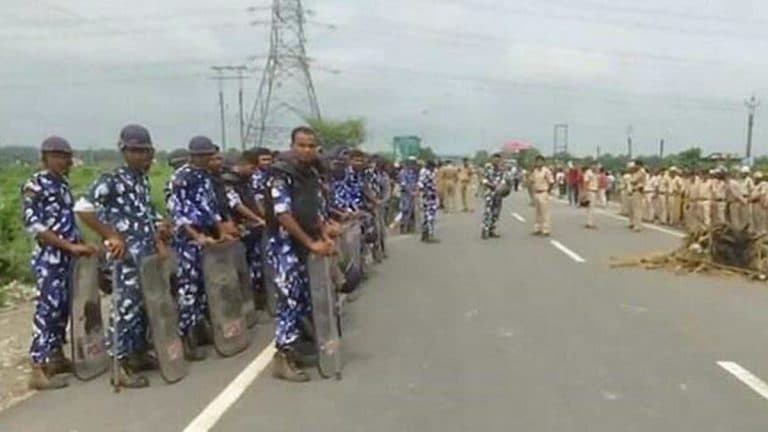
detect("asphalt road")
[3,192,768,431]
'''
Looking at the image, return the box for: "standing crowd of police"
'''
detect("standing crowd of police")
[20,124,402,389]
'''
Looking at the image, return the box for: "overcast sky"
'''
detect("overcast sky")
[2,0,768,157]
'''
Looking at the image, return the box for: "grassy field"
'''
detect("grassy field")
[0,161,172,305]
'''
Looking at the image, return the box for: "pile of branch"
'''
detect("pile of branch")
[610,225,768,281]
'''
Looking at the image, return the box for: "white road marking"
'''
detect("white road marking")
[184,341,277,432]
[511,212,526,223]
[549,240,587,263]
[595,209,686,238]
[717,361,768,402]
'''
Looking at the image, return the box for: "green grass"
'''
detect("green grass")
[0,162,172,285]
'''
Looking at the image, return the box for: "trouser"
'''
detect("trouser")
[630,193,644,229]
[620,191,630,215]
[460,182,471,211]
[513,179,520,191]
[698,200,712,228]
[598,189,607,208]
[398,193,415,232]
[754,205,766,234]
[568,185,579,206]
[527,185,535,206]
[534,192,551,233]
[585,190,596,226]
[729,202,748,230]
[482,194,502,233]
[669,195,682,225]
[106,255,150,359]
[242,228,263,296]
[267,241,311,349]
[656,194,668,223]
[644,193,654,221]
[422,198,438,236]
[711,201,726,226]
[444,182,456,212]
[174,240,208,337]
[29,255,72,364]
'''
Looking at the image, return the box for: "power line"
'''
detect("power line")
[244,0,321,147]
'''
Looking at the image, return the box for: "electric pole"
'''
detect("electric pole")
[596,145,601,159]
[245,0,322,147]
[211,66,228,152]
[659,138,665,159]
[745,94,760,161]
[553,123,568,157]
[626,125,633,159]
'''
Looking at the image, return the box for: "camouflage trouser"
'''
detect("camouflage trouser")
[422,198,438,236]
[174,240,208,337]
[243,228,263,294]
[105,257,150,359]
[29,256,72,364]
[267,238,311,349]
[482,194,502,233]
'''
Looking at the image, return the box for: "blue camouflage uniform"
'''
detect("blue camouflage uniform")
[167,164,221,336]
[82,166,159,359]
[418,167,438,236]
[244,168,271,292]
[398,166,419,224]
[266,171,324,349]
[482,163,506,234]
[345,166,376,242]
[22,171,80,364]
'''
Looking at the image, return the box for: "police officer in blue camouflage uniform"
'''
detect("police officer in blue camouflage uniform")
[167,136,234,361]
[396,157,419,233]
[265,127,336,382]
[481,153,507,239]
[22,136,98,390]
[76,125,164,388]
[418,160,440,243]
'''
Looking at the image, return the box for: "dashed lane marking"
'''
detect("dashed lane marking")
[549,240,586,263]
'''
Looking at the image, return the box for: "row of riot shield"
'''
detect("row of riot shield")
[69,240,257,385]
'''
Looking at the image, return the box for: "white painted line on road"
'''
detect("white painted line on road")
[595,210,686,238]
[185,341,277,432]
[549,240,586,263]
[511,212,526,223]
[718,361,768,402]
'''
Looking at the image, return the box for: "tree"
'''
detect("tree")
[306,117,366,149]
[417,146,437,161]
[473,150,489,165]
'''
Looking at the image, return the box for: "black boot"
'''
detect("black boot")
[111,358,150,389]
[29,363,68,390]
[183,332,207,362]
[271,348,310,382]
[195,320,214,346]
[46,347,74,375]
[421,230,428,242]
[127,351,159,372]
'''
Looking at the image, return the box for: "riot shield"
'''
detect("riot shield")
[307,254,342,380]
[260,232,278,317]
[202,241,250,357]
[69,255,108,381]
[138,254,187,384]
[338,221,363,294]
[231,240,258,329]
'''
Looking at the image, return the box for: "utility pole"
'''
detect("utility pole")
[211,65,251,151]
[211,66,228,152]
[659,138,665,159]
[745,94,760,161]
[596,145,601,159]
[626,125,633,159]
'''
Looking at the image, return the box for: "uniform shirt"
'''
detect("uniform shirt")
[458,166,473,184]
[531,166,554,192]
[658,174,670,194]
[621,173,632,192]
[727,179,748,203]
[418,167,437,202]
[344,166,366,211]
[398,167,419,195]
[267,170,325,253]
[21,170,80,264]
[707,179,723,201]
[741,177,755,198]
[631,169,648,193]
[77,166,159,259]
[442,165,458,183]
[645,174,658,194]
[482,164,505,193]
[670,176,684,195]
[754,181,768,207]
[330,177,353,212]
[582,169,598,191]
[167,164,221,234]
[688,177,701,200]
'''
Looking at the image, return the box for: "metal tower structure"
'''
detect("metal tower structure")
[245,0,321,147]
[553,123,569,156]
